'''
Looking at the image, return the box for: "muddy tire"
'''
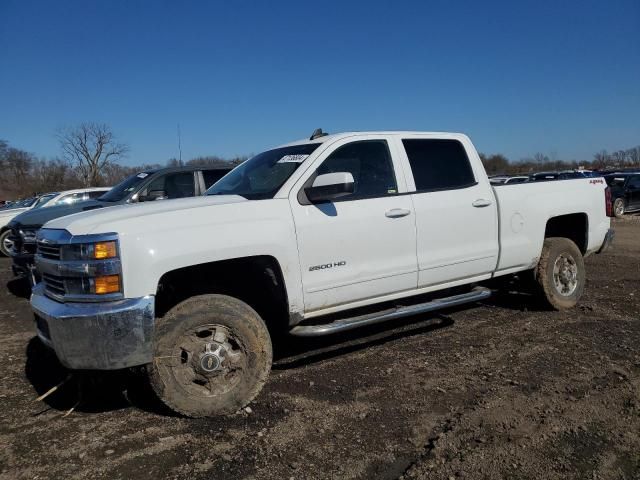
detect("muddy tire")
[0,229,13,257]
[613,198,625,218]
[147,294,272,417]
[534,237,585,310]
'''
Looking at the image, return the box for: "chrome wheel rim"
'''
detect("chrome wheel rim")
[157,324,246,398]
[1,234,14,255]
[552,253,578,296]
[615,200,624,216]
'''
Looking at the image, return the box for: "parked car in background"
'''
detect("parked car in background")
[8,165,232,281]
[605,173,640,217]
[1,196,44,256]
[530,170,600,182]
[489,175,530,185]
[530,172,560,181]
[35,187,111,209]
[1,189,110,257]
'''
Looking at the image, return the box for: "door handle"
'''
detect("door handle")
[385,208,411,218]
[472,199,492,208]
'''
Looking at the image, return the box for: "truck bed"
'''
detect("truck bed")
[492,178,610,275]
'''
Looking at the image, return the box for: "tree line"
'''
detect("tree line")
[480,147,640,176]
[0,123,246,201]
[1,122,638,200]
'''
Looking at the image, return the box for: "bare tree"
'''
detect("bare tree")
[57,122,129,186]
[626,147,640,166]
[611,150,628,166]
[592,150,610,169]
[479,153,509,175]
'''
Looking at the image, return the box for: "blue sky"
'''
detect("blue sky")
[1,0,638,165]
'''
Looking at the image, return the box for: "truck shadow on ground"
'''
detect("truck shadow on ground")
[24,338,175,417]
[273,313,454,370]
[23,287,546,417]
[6,276,31,300]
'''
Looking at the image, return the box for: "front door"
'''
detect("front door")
[290,137,418,313]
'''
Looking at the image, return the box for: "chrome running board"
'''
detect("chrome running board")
[289,287,491,337]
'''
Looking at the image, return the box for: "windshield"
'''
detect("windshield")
[98,172,154,202]
[32,193,58,208]
[206,143,321,200]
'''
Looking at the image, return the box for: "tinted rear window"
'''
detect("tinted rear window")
[402,139,475,191]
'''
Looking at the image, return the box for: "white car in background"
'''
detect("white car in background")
[489,175,530,185]
[36,187,112,209]
[0,187,110,256]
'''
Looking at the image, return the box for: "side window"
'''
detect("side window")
[87,190,106,199]
[628,176,640,189]
[55,192,84,205]
[315,140,397,200]
[402,139,476,192]
[203,169,228,189]
[144,172,195,200]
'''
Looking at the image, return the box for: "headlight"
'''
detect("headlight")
[61,241,119,261]
[36,231,124,301]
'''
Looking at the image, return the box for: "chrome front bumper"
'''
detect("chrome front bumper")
[31,284,155,370]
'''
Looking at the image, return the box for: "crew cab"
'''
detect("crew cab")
[30,131,613,417]
[9,166,231,281]
[605,173,640,217]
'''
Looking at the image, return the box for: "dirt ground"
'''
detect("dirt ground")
[0,217,639,480]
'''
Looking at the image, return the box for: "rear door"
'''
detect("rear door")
[290,136,418,313]
[397,136,499,287]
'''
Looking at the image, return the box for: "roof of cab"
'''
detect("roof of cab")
[278,131,466,148]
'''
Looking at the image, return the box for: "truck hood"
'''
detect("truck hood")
[44,195,248,234]
[9,200,105,229]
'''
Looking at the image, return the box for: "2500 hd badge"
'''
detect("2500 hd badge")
[309,261,347,272]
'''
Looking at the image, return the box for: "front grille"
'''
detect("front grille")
[37,242,61,260]
[42,273,66,297]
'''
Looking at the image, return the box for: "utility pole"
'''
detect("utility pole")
[177,123,183,166]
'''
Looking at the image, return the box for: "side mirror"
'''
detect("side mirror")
[305,172,355,203]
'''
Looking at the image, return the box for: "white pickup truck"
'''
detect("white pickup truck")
[31,130,613,417]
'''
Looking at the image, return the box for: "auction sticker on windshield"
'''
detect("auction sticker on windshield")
[277,154,309,164]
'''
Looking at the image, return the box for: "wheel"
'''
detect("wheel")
[0,230,14,257]
[147,294,272,417]
[613,198,625,218]
[534,237,585,310]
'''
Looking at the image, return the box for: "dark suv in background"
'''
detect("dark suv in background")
[605,173,640,217]
[9,165,231,282]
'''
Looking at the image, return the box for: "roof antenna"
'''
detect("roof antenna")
[310,128,329,140]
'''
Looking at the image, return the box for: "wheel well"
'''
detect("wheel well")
[155,256,289,335]
[544,213,588,254]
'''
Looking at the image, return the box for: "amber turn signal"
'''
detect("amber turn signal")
[94,241,117,259]
[94,275,120,294]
